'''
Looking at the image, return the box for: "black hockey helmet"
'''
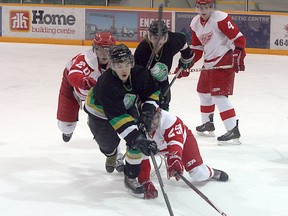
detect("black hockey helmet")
[109,43,135,68]
[149,20,168,36]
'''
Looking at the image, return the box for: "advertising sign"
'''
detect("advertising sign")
[231,14,270,49]
[137,11,172,42]
[2,6,85,39]
[175,12,197,45]
[270,15,288,50]
[85,9,172,42]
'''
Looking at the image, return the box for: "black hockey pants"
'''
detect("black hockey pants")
[87,114,120,156]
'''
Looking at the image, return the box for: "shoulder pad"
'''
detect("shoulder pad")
[211,10,228,22]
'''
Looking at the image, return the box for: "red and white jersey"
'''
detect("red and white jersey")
[147,110,187,156]
[190,10,243,68]
[65,49,105,101]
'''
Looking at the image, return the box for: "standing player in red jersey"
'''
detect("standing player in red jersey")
[175,0,246,145]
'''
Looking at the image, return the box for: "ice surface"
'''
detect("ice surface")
[0,42,287,216]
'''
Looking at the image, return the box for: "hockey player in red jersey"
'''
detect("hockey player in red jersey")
[57,32,125,173]
[56,32,125,171]
[57,32,116,142]
[138,108,228,199]
[174,0,246,145]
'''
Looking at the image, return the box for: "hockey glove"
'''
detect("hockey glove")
[178,52,195,70]
[150,62,169,82]
[233,47,246,73]
[141,181,158,199]
[173,67,190,79]
[139,103,156,132]
[79,77,97,90]
[159,93,169,111]
[131,133,158,156]
[174,51,195,79]
[167,154,184,181]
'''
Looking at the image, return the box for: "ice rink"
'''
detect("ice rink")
[0,42,288,216]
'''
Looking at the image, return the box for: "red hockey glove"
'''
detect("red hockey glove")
[141,181,158,199]
[173,51,194,79]
[233,47,246,73]
[78,77,96,90]
[167,154,184,181]
[172,67,190,79]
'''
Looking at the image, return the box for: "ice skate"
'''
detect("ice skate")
[196,114,215,137]
[217,120,241,146]
[211,168,229,182]
[115,153,124,172]
[62,133,73,142]
[124,176,145,198]
[105,153,117,173]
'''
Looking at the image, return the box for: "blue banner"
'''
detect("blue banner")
[175,12,197,45]
[231,14,271,49]
[175,12,271,49]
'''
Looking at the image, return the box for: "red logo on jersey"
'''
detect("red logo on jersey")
[199,31,213,45]
[10,10,30,32]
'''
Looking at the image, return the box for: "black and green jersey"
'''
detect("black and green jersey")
[134,31,189,72]
[85,64,160,144]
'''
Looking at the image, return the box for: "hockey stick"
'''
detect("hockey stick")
[164,63,233,97]
[188,64,233,73]
[141,5,174,214]
[150,154,164,177]
[146,3,164,70]
[163,66,183,96]
[176,173,228,216]
[150,152,174,216]
[188,52,235,73]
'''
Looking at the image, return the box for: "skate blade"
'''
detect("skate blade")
[197,131,215,137]
[115,164,124,172]
[125,188,145,199]
[218,138,242,146]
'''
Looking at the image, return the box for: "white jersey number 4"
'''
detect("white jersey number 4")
[227,21,235,29]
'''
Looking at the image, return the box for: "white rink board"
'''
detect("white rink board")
[270,15,288,50]
[2,6,85,39]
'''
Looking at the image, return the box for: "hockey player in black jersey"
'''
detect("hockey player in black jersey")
[134,20,195,110]
[84,44,165,198]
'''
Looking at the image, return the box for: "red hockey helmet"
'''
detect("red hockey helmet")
[93,32,116,49]
[196,0,214,4]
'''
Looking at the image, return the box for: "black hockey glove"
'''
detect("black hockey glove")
[139,103,156,132]
[131,133,158,156]
[178,51,195,70]
[159,93,169,111]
